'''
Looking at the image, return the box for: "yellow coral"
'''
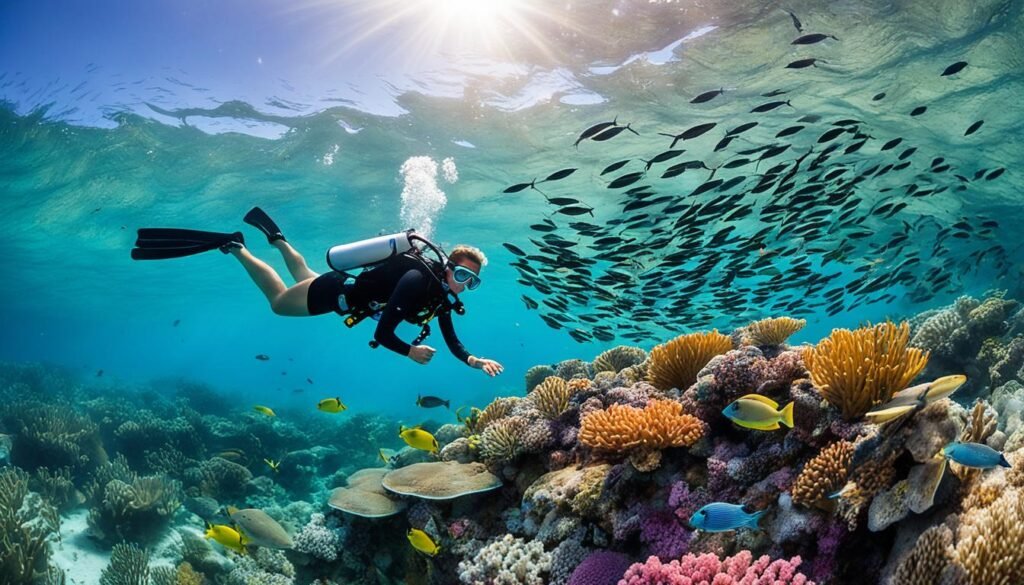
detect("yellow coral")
[803,322,929,419]
[791,440,854,507]
[647,330,732,391]
[529,377,573,420]
[579,399,703,454]
[176,562,205,585]
[891,525,954,585]
[592,346,647,374]
[952,489,1024,585]
[470,397,520,433]
[568,378,592,393]
[742,317,806,346]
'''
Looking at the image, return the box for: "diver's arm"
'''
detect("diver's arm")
[373,270,428,359]
[437,310,471,364]
[439,311,504,376]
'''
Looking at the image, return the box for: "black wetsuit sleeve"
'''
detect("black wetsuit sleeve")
[438,310,472,364]
[373,269,426,357]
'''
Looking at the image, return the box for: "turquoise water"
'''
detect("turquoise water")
[2,1,1023,583]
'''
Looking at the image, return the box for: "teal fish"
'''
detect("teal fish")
[941,442,1010,469]
[688,502,766,532]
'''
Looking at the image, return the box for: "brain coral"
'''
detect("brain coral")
[648,331,733,391]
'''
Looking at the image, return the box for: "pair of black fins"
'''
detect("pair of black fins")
[130,206,285,260]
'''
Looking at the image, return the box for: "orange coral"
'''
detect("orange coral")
[803,322,929,420]
[647,330,733,391]
[791,440,854,507]
[742,317,806,346]
[579,399,703,454]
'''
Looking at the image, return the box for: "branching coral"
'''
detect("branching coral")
[479,416,528,466]
[5,402,107,474]
[470,397,520,434]
[579,400,703,470]
[648,331,733,391]
[891,524,954,585]
[457,534,552,585]
[620,550,813,584]
[950,489,1024,585]
[99,543,150,585]
[742,317,807,347]
[525,365,557,393]
[31,466,79,511]
[791,441,854,507]
[529,377,574,420]
[88,475,182,543]
[803,322,929,419]
[0,467,60,584]
[592,346,647,374]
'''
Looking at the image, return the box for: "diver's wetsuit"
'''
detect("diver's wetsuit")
[306,254,471,363]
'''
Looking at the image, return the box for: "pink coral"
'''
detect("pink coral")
[618,550,814,585]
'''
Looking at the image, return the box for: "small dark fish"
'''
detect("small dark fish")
[416,394,450,409]
[786,58,825,69]
[593,123,638,141]
[714,136,736,152]
[543,168,576,182]
[529,223,557,232]
[642,149,685,170]
[762,89,788,97]
[872,92,886,101]
[556,206,594,217]
[546,197,581,206]
[941,61,967,76]
[985,168,1005,181]
[691,88,725,103]
[817,127,848,143]
[521,295,538,310]
[574,117,617,147]
[658,123,717,148]
[172,319,180,327]
[292,388,304,394]
[607,172,645,189]
[691,179,724,197]
[601,160,630,175]
[880,137,903,151]
[792,33,838,45]
[776,125,804,138]
[750,100,791,113]
[785,9,803,33]
[282,371,287,375]
[503,242,526,256]
[964,120,983,136]
[503,181,535,193]
[96,369,104,377]
[910,106,927,116]
[255,354,270,361]
[726,122,758,136]
[898,147,917,161]
[307,378,314,384]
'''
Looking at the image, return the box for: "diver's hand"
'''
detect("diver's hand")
[408,345,436,365]
[470,356,504,377]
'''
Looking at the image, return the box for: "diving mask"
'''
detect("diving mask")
[451,265,482,290]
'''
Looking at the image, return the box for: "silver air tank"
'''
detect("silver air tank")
[326,230,415,272]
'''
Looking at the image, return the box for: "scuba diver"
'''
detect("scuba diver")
[131,207,504,376]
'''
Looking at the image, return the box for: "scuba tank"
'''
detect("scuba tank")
[326,230,416,273]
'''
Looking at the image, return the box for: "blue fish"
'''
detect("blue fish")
[688,502,766,532]
[942,442,1010,469]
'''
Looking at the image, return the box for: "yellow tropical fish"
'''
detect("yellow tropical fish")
[378,448,397,464]
[253,405,276,417]
[407,528,440,556]
[864,375,967,424]
[399,427,439,453]
[722,394,794,431]
[205,522,248,555]
[264,458,280,473]
[317,397,347,413]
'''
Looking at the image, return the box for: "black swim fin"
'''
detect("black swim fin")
[243,206,286,243]
[131,228,244,260]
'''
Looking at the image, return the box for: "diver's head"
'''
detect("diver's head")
[445,244,487,293]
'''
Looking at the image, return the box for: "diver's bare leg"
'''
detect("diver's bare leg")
[272,240,318,283]
[228,248,311,316]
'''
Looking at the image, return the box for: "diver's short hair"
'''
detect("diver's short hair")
[449,244,488,267]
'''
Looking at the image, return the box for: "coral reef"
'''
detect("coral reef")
[579,399,703,471]
[647,331,733,392]
[0,467,60,584]
[592,346,648,375]
[804,322,929,419]
[791,441,854,507]
[741,317,807,347]
[619,550,813,584]
[457,534,552,585]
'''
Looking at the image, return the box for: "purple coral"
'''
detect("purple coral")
[618,550,814,585]
[640,509,692,560]
[569,551,633,585]
[668,482,711,523]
